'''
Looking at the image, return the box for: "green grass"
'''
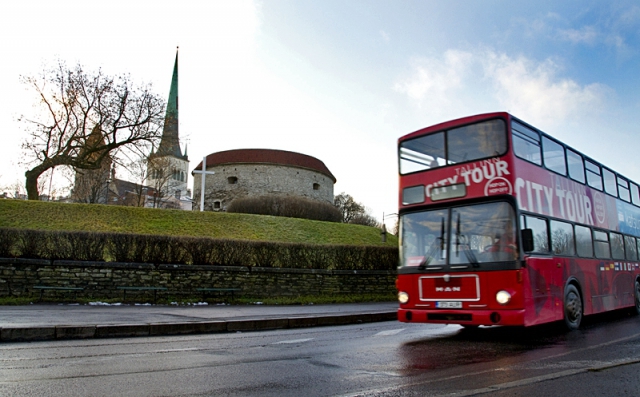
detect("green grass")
[0,200,398,246]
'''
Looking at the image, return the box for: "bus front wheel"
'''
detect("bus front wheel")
[563,284,582,330]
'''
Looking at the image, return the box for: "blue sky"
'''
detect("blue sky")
[2,1,640,224]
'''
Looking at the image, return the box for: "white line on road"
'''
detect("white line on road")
[273,338,314,344]
[374,329,405,337]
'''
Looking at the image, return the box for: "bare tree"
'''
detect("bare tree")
[146,156,178,208]
[20,61,165,200]
[333,192,379,226]
[334,192,365,223]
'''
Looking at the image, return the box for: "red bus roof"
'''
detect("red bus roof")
[399,112,510,143]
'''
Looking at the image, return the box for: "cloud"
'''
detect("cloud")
[393,49,474,116]
[556,26,598,44]
[394,49,611,126]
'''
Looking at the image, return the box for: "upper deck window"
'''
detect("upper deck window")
[585,160,603,190]
[399,119,506,175]
[566,149,585,184]
[603,168,618,197]
[512,121,541,165]
[542,136,567,176]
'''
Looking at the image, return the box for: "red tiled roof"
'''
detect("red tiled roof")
[192,149,336,182]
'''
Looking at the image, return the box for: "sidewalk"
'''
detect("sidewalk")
[0,302,398,342]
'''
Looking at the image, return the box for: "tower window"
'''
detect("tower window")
[228,176,238,184]
[213,201,221,209]
[313,183,320,190]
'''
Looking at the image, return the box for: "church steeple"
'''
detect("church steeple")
[156,48,187,160]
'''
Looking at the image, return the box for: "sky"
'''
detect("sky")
[2,0,640,224]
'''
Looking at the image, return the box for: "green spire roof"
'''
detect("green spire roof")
[156,49,187,160]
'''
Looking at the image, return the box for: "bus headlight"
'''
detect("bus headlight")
[398,292,409,304]
[496,290,511,305]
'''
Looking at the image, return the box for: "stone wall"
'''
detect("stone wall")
[0,258,396,300]
[195,163,334,211]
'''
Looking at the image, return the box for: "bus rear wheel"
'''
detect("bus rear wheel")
[563,284,582,330]
[634,280,640,316]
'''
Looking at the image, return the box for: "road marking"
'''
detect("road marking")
[273,338,314,345]
[374,329,405,337]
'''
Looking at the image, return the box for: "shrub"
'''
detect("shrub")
[0,228,18,257]
[227,195,342,222]
[0,227,398,270]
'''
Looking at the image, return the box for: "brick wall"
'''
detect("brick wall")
[0,258,396,300]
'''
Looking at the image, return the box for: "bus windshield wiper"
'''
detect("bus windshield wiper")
[419,217,445,269]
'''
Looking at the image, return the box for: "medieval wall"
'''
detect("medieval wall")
[194,163,334,211]
[0,258,395,300]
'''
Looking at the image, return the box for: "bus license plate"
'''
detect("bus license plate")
[436,301,462,309]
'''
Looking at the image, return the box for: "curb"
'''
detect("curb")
[0,311,398,342]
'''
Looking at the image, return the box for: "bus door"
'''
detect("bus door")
[524,257,563,326]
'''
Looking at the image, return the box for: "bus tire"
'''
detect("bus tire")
[634,280,640,316]
[563,284,582,330]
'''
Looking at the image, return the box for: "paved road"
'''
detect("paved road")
[1,309,639,396]
[0,302,398,341]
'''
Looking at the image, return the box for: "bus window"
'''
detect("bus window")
[575,225,593,257]
[447,119,507,164]
[603,168,617,197]
[550,220,575,256]
[566,149,585,184]
[450,202,516,264]
[522,215,549,252]
[610,232,625,259]
[624,235,638,261]
[585,160,603,191]
[399,132,445,174]
[631,183,640,206]
[542,137,567,175]
[400,209,448,267]
[593,230,610,259]
[512,121,541,165]
[617,177,631,202]
[402,185,425,205]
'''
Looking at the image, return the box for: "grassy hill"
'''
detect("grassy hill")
[0,200,398,246]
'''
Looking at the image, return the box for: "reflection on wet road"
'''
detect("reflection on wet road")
[388,310,640,396]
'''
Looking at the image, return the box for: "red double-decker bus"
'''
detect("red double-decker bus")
[396,112,640,329]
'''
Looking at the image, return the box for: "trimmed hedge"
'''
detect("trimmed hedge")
[0,228,398,271]
[227,195,342,222]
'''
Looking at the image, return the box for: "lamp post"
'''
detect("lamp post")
[105,177,112,205]
[381,212,398,243]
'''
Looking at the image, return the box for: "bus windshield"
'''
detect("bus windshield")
[399,118,507,174]
[400,201,517,268]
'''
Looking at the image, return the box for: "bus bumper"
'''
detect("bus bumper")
[398,308,525,327]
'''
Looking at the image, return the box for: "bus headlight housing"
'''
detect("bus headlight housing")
[398,291,409,304]
[496,290,511,305]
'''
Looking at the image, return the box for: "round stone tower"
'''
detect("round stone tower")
[192,149,336,211]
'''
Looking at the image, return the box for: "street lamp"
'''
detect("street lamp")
[381,212,398,243]
[105,177,112,205]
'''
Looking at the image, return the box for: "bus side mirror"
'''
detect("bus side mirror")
[521,228,534,252]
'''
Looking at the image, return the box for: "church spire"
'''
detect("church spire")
[156,48,187,160]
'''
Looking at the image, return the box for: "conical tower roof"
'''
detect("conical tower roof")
[156,49,187,160]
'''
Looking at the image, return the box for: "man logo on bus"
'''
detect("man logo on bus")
[436,287,461,292]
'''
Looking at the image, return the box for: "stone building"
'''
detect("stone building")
[192,149,336,211]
